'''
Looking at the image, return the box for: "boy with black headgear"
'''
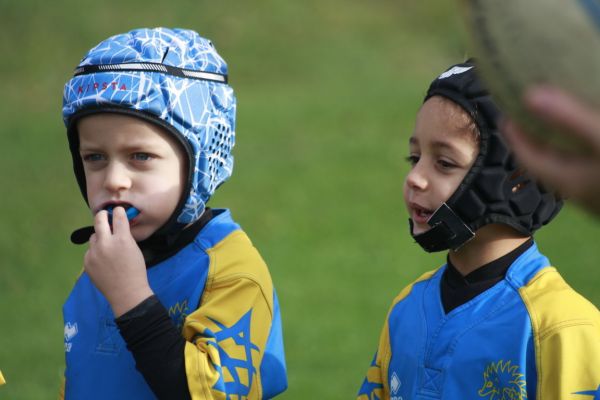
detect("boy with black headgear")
[60,28,287,399]
[357,61,600,399]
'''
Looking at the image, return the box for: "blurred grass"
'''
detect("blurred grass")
[0,0,598,399]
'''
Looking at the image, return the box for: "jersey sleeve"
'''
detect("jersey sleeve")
[357,322,390,400]
[537,322,600,398]
[0,370,5,385]
[520,267,600,398]
[58,377,64,399]
[181,230,286,400]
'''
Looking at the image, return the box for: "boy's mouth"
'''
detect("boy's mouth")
[103,202,132,211]
[100,202,140,223]
[410,203,434,224]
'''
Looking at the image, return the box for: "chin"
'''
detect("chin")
[411,223,431,236]
[131,228,154,242]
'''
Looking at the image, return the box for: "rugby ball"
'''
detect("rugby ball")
[458,0,600,153]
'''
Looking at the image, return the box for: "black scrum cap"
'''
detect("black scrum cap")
[410,61,562,252]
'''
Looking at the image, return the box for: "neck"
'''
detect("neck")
[448,224,530,276]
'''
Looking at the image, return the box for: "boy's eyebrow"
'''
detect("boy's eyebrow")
[79,141,163,152]
[430,139,458,152]
[78,144,101,152]
[409,137,457,151]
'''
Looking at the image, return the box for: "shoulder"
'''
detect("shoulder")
[205,228,271,287]
[389,268,440,311]
[193,209,272,286]
[197,226,276,318]
[520,267,600,337]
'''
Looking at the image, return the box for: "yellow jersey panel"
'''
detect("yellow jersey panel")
[520,267,600,399]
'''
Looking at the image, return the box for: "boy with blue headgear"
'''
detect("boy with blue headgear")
[357,61,600,399]
[60,28,287,399]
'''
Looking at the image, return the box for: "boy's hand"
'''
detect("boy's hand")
[84,206,154,317]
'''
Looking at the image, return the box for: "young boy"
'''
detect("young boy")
[60,28,287,399]
[357,61,600,399]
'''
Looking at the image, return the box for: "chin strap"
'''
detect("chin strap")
[410,203,475,252]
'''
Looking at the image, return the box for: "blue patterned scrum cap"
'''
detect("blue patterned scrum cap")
[63,27,236,225]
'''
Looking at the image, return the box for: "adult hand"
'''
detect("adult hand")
[502,86,600,216]
[84,206,154,317]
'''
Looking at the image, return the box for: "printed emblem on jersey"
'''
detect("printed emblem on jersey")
[390,371,404,400]
[391,372,401,394]
[357,353,383,400]
[209,309,260,398]
[64,322,78,352]
[478,360,526,400]
[168,299,190,330]
[573,383,600,399]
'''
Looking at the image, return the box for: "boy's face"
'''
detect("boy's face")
[78,113,186,241]
[404,96,479,235]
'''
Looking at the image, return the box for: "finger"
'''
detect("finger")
[111,206,131,237]
[524,86,600,150]
[502,120,574,190]
[502,119,549,168]
[94,210,111,239]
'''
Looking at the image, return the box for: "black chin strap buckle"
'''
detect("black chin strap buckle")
[410,203,475,252]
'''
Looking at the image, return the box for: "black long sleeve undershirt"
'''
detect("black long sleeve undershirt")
[441,238,534,314]
[116,296,191,400]
[114,209,214,399]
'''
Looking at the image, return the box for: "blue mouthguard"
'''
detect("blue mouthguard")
[105,206,140,224]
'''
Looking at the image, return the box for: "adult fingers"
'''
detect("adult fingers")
[502,119,548,172]
[502,120,574,191]
[525,86,600,151]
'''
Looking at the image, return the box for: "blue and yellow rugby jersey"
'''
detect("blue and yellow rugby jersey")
[62,209,287,399]
[358,243,600,399]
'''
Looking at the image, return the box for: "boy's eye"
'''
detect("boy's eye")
[437,159,457,169]
[405,155,419,166]
[82,153,105,162]
[132,153,152,161]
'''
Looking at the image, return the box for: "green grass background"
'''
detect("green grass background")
[1,1,598,398]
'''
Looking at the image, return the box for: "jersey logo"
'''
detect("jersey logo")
[64,322,78,352]
[573,384,600,399]
[478,360,526,400]
[391,372,401,394]
[390,371,404,400]
[167,299,190,330]
[64,322,78,341]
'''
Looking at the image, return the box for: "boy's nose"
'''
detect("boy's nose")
[103,163,132,192]
[406,165,428,191]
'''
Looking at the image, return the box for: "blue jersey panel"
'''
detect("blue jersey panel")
[260,290,288,398]
[385,245,548,400]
